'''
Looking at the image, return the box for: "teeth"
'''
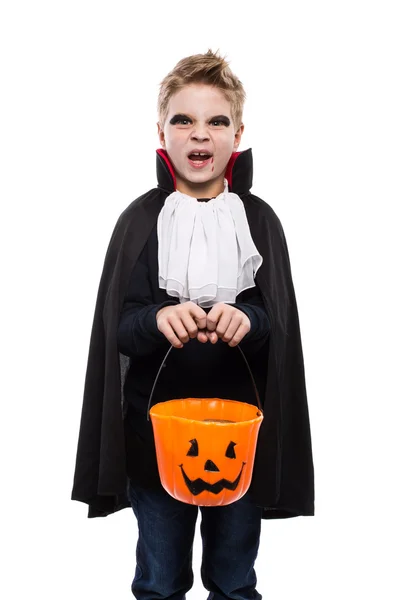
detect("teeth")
[191,152,210,157]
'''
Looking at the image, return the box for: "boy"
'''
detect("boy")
[72,49,314,600]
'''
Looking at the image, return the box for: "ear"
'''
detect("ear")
[157,122,166,148]
[233,123,244,151]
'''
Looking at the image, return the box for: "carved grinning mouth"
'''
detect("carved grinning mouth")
[179,462,246,495]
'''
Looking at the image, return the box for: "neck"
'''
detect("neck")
[175,174,225,199]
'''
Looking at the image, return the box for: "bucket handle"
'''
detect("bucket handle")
[147,341,263,421]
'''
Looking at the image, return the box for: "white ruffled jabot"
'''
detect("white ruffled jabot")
[157,178,263,308]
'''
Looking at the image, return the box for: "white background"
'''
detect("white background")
[1,1,399,598]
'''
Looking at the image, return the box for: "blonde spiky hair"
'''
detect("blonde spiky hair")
[157,49,246,131]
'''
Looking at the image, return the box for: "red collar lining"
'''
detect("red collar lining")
[156,148,241,191]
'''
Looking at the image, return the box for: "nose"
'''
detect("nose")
[191,125,210,142]
[204,460,219,472]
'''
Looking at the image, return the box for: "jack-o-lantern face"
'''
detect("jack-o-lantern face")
[150,398,263,506]
[179,438,246,496]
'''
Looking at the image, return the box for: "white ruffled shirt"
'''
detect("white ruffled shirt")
[157,178,263,308]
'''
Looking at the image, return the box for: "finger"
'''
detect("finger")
[215,311,233,339]
[206,330,218,344]
[205,304,224,332]
[167,315,191,344]
[197,330,208,343]
[228,322,250,347]
[188,304,208,330]
[221,313,243,342]
[194,313,207,331]
[157,321,184,348]
[180,314,199,339]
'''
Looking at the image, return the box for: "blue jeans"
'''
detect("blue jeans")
[127,479,263,600]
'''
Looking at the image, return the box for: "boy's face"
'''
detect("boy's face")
[157,83,244,198]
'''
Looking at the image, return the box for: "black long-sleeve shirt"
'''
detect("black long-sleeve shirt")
[117,218,271,487]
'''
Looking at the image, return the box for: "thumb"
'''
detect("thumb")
[206,330,218,344]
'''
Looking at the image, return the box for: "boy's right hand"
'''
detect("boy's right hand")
[156,302,216,348]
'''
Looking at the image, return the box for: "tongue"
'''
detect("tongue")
[189,155,209,161]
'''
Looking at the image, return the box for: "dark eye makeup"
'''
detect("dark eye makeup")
[170,114,230,127]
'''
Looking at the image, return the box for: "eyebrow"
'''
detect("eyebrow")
[170,113,231,124]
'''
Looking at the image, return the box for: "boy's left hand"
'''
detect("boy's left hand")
[196,303,250,347]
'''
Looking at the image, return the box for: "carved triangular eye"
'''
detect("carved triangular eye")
[225,441,237,459]
[187,439,199,457]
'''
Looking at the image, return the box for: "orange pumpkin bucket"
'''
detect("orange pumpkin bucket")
[147,344,263,506]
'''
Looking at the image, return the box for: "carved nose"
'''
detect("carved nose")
[204,460,219,472]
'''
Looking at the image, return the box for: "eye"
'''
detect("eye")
[186,439,199,457]
[170,115,192,126]
[225,441,237,459]
[210,118,230,127]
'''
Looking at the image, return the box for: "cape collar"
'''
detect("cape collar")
[156,147,253,195]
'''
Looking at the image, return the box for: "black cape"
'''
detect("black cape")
[71,148,315,519]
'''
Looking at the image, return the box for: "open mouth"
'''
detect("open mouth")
[187,152,213,169]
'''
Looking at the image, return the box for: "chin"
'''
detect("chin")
[186,171,214,181]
